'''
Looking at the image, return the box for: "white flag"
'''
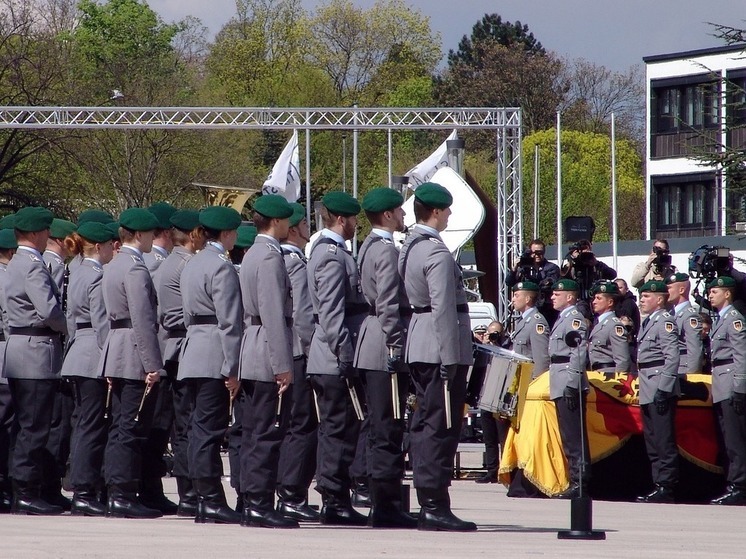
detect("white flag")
[262,130,301,201]
[405,129,458,189]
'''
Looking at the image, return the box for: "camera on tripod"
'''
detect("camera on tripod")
[688,245,730,279]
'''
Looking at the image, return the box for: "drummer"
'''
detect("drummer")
[508,281,550,379]
[588,281,631,375]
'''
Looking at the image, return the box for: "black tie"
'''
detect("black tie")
[642,317,650,330]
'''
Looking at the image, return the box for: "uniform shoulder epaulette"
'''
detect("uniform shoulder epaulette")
[428,237,442,244]
[660,311,672,319]
[219,253,230,262]
[687,306,697,313]
[288,251,301,260]
[51,255,62,265]
[27,253,40,262]
[327,244,338,254]
[533,313,543,321]
[570,309,579,316]
[154,253,165,261]
[129,254,140,264]
[611,316,621,323]
[92,263,103,273]
[379,237,393,245]
[267,242,281,254]
[729,309,739,317]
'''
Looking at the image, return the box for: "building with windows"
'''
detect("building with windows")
[644,44,746,239]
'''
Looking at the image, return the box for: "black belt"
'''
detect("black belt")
[679,349,688,355]
[166,328,187,339]
[345,303,370,316]
[110,318,132,329]
[250,316,293,328]
[368,306,414,317]
[550,355,570,364]
[712,358,734,367]
[76,322,93,330]
[9,326,57,337]
[638,359,665,369]
[191,315,218,326]
[0,333,5,342]
[413,303,469,314]
[591,361,615,370]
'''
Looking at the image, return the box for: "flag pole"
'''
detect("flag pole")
[534,144,540,239]
[306,117,311,225]
[353,103,359,257]
[556,112,563,266]
[388,128,393,188]
[611,113,618,271]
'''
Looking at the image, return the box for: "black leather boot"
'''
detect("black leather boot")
[139,477,178,515]
[41,480,72,512]
[416,487,477,532]
[241,492,298,528]
[368,479,418,529]
[176,477,198,517]
[711,486,746,506]
[106,483,162,519]
[636,485,675,504]
[0,479,12,513]
[276,485,319,522]
[235,491,244,513]
[351,477,371,508]
[11,480,63,516]
[71,488,106,516]
[319,489,368,526]
[193,478,241,524]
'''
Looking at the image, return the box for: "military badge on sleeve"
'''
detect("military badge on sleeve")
[536,324,545,335]
[734,320,743,332]
[664,322,674,333]
[571,319,581,330]
[689,317,699,329]
[615,325,625,337]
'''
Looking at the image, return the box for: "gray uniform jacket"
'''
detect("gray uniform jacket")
[61,258,108,378]
[548,305,588,399]
[398,226,472,367]
[43,250,65,293]
[142,245,168,275]
[509,308,550,378]
[636,310,680,405]
[178,243,242,380]
[307,232,368,375]
[239,235,293,381]
[2,247,67,380]
[0,262,9,383]
[673,303,704,375]
[354,231,409,372]
[588,312,631,374]
[97,246,163,379]
[710,306,746,403]
[281,243,314,358]
[156,246,193,363]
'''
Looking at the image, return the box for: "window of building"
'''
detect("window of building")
[652,76,719,134]
[652,173,717,237]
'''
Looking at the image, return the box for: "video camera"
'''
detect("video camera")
[652,245,672,268]
[688,245,730,279]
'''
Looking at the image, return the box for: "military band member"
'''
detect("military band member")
[707,276,746,506]
[276,203,319,522]
[666,272,704,375]
[60,222,115,516]
[588,281,631,375]
[307,191,369,526]
[3,207,67,515]
[548,279,589,499]
[98,208,164,519]
[238,195,297,529]
[353,188,417,528]
[156,209,204,517]
[0,224,17,512]
[509,281,550,379]
[398,182,476,532]
[635,280,680,504]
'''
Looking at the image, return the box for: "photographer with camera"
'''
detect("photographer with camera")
[505,239,560,326]
[631,239,676,290]
[560,240,616,320]
[690,249,746,317]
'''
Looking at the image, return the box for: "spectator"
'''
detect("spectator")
[505,239,560,326]
[631,239,676,289]
[615,278,641,335]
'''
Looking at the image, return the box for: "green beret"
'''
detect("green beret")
[147,202,178,229]
[199,206,242,231]
[77,222,114,243]
[552,279,580,292]
[322,191,361,217]
[77,209,114,225]
[707,276,737,290]
[106,221,120,238]
[640,280,668,293]
[513,281,540,292]
[590,281,619,296]
[0,214,15,230]
[288,203,306,227]
[414,182,452,209]
[361,187,404,213]
[0,229,17,250]
[235,225,258,249]
[119,208,160,232]
[170,209,201,232]
[665,272,690,285]
[50,218,77,239]
[14,206,54,232]
[253,195,294,219]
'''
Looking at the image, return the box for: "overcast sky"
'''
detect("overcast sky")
[149,0,744,72]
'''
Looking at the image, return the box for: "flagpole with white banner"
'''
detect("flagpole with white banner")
[262,130,301,202]
[405,129,458,189]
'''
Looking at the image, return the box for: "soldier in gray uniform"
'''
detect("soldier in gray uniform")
[548,279,589,499]
[307,191,369,526]
[156,209,205,518]
[666,272,704,375]
[60,222,115,516]
[398,183,476,532]
[2,207,67,515]
[354,188,417,528]
[276,203,319,522]
[142,201,176,274]
[97,207,164,519]
[707,276,746,505]
[179,206,243,525]
[0,224,17,511]
[509,281,550,378]
[588,281,631,374]
[635,280,680,504]
[238,195,297,529]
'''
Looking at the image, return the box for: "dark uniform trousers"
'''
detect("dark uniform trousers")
[42,382,74,491]
[68,377,107,489]
[641,403,679,487]
[167,360,192,481]
[277,357,318,491]
[228,389,245,492]
[8,379,58,483]
[554,394,591,486]
[361,370,408,480]
[408,363,468,489]
[0,384,16,487]
[350,416,369,482]
[104,379,159,486]
[239,380,290,495]
[186,378,228,480]
[714,400,746,488]
[141,372,175,493]
[307,374,361,494]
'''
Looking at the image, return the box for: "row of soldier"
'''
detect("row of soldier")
[0,182,480,530]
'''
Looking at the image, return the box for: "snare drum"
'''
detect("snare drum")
[472,344,532,417]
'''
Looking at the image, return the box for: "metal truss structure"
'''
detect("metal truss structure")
[0,106,522,319]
